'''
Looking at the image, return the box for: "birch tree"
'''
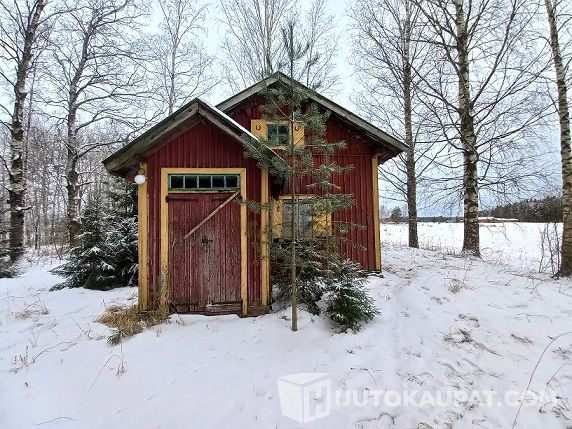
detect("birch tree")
[543,0,572,275]
[219,0,339,92]
[44,0,145,246]
[219,0,295,91]
[0,0,48,261]
[414,0,551,256]
[297,0,339,91]
[350,0,436,248]
[146,0,216,116]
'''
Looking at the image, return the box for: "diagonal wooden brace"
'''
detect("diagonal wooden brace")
[182,191,240,240]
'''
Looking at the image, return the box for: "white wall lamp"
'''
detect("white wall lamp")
[134,171,147,185]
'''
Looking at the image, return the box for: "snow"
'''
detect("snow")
[1,226,572,428]
[199,98,280,159]
[199,97,260,141]
[382,222,562,272]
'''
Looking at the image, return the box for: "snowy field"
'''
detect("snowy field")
[1,229,572,428]
[383,222,562,272]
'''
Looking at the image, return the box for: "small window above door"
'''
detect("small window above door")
[168,174,240,191]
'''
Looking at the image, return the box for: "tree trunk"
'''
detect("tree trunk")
[406,141,418,248]
[289,69,297,332]
[290,173,297,331]
[66,166,80,247]
[66,120,81,247]
[403,0,418,248]
[65,22,92,248]
[9,83,27,262]
[168,47,176,114]
[455,0,480,256]
[264,8,273,77]
[545,0,572,275]
[8,0,46,262]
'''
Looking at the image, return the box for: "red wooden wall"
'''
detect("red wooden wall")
[144,119,262,309]
[227,101,380,271]
[143,98,384,310]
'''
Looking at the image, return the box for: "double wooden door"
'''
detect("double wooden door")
[167,192,241,313]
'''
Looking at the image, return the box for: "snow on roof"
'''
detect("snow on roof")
[216,71,407,154]
[199,97,283,160]
[199,97,259,141]
[104,96,266,175]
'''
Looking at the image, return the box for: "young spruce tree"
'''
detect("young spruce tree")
[52,194,116,290]
[52,178,138,290]
[103,177,138,288]
[243,21,378,332]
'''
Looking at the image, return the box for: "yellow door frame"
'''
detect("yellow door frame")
[138,163,149,311]
[160,167,248,315]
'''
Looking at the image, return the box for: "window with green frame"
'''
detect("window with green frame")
[168,174,240,191]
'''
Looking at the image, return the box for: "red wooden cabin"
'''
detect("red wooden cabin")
[104,73,405,316]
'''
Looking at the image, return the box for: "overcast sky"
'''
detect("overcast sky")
[200,0,356,109]
[1,0,562,217]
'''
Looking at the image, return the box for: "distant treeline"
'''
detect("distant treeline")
[479,196,562,222]
[417,216,463,223]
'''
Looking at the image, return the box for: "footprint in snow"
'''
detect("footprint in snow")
[458,314,480,327]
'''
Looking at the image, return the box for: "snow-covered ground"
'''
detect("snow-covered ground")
[383,222,562,272]
[1,234,572,428]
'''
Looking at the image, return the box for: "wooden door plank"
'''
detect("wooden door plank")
[182,191,239,239]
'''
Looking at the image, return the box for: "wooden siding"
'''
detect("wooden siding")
[167,192,241,312]
[137,162,149,311]
[145,120,262,310]
[229,101,381,271]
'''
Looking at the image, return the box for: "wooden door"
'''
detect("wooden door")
[167,192,241,313]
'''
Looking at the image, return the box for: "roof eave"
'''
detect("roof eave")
[103,99,266,176]
[103,100,201,175]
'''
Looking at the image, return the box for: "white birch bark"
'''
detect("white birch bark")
[544,0,572,275]
[6,0,46,261]
[455,0,480,256]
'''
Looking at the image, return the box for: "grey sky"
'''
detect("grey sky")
[202,0,356,109]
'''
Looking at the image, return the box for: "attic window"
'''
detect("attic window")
[168,174,240,191]
[268,123,289,146]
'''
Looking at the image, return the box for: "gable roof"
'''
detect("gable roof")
[104,73,406,176]
[103,98,263,176]
[217,71,407,156]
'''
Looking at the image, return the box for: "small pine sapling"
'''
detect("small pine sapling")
[241,20,353,331]
[324,259,379,332]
